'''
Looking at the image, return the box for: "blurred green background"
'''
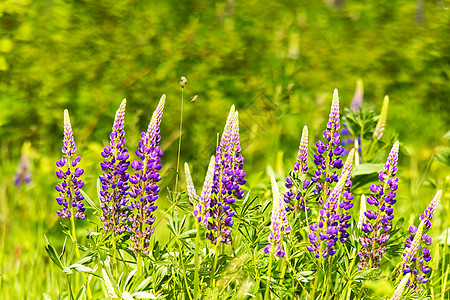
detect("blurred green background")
[0,0,449,297]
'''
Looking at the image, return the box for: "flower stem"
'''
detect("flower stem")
[174,87,185,192]
[137,252,143,278]
[177,240,193,300]
[194,222,200,300]
[264,252,274,300]
[66,275,75,300]
[279,245,288,284]
[210,243,219,289]
[112,236,118,278]
[69,210,92,300]
[310,251,322,299]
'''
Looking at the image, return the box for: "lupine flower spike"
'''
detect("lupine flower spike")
[184,162,198,204]
[193,156,215,224]
[312,89,345,204]
[99,99,130,235]
[265,176,290,257]
[284,125,311,213]
[373,95,389,140]
[205,106,246,244]
[399,190,441,289]
[358,141,400,269]
[14,153,31,187]
[307,168,351,258]
[337,148,355,243]
[350,79,364,112]
[128,94,165,254]
[343,80,363,155]
[55,110,85,219]
[358,194,367,230]
[391,273,411,300]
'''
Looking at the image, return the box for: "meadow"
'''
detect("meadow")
[0,0,449,299]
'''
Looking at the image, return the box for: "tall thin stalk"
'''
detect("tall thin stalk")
[264,244,275,300]
[137,252,143,278]
[194,221,200,299]
[69,204,92,299]
[175,80,185,192]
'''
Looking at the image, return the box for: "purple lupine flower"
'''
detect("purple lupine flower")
[128,95,165,254]
[193,156,215,224]
[265,176,291,257]
[343,80,363,156]
[358,141,400,269]
[419,190,441,229]
[284,125,311,213]
[205,106,246,244]
[350,79,363,112]
[311,89,345,204]
[99,99,130,235]
[400,190,441,289]
[337,149,355,243]
[14,154,32,187]
[55,110,85,219]
[307,168,351,258]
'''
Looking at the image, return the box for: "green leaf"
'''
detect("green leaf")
[132,291,157,299]
[70,263,93,272]
[59,237,67,260]
[121,291,134,300]
[76,254,95,265]
[102,268,119,298]
[63,267,73,275]
[44,235,64,270]
[133,275,152,292]
[443,130,450,140]
[434,146,450,167]
[66,240,77,265]
[352,164,384,176]
[80,188,102,214]
[75,286,85,300]
[0,265,6,277]
[123,269,137,290]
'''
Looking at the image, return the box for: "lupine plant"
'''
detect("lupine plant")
[358,141,400,269]
[44,86,446,300]
[399,190,441,289]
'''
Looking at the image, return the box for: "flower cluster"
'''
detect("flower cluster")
[337,148,355,243]
[311,89,345,204]
[373,95,389,141]
[358,141,400,269]
[342,79,363,155]
[204,106,246,244]
[128,95,166,254]
[55,110,85,219]
[193,156,215,224]
[307,150,354,258]
[14,154,31,187]
[400,190,441,289]
[265,176,290,257]
[184,162,199,203]
[284,125,311,213]
[99,99,131,235]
